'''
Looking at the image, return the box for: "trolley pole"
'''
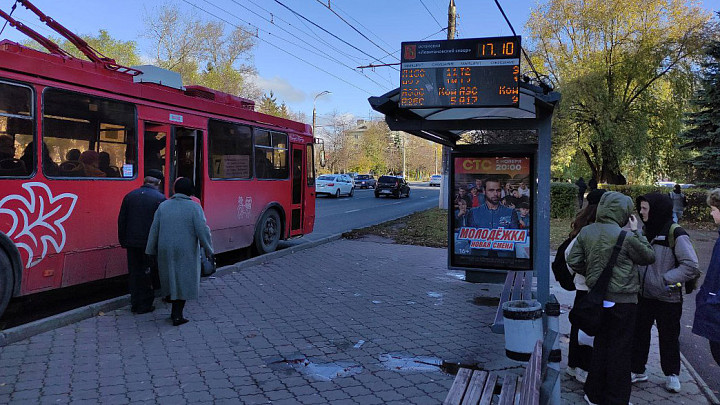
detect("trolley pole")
[439,0,456,209]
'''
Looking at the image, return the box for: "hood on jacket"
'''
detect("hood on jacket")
[636,192,673,241]
[596,191,633,226]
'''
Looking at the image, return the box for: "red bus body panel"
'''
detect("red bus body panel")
[0,41,315,296]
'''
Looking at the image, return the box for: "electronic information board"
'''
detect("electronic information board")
[400,36,520,108]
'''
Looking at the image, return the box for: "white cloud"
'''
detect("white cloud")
[252,75,306,103]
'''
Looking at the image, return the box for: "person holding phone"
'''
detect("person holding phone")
[567,191,655,405]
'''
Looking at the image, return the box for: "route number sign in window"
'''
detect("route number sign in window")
[400,36,521,108]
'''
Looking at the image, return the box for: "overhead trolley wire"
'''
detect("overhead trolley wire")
[493,0,541,81]
[220,0,392,87]
[179,0,378,95]
[317,0,395,52]
[419,0,444,30]
[272,0,399,72]
[314,0,399,62]
[239,0,362,63]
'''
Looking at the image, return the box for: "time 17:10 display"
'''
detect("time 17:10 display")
[399,36,521,109]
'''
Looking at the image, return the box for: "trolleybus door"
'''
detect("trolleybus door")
[170,127,204,201]
[290,144,305,236]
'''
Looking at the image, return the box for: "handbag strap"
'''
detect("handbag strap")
[590,231,627,296]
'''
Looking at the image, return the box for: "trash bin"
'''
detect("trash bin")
[502,299,543,361]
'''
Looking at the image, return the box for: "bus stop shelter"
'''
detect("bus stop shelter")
[368,81,560,306]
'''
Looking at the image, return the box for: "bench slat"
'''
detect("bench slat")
[478,372,498,405]
[521,271,533,300]
[461,370,488,405]
[519,340,543,405]
[511,272,524,300]
[443,367,473,405]
[492,272,517,333]
[498,374,518,405]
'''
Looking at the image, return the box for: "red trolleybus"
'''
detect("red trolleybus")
[0,1,317,318]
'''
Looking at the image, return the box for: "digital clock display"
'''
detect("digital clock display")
[399,36,520,108]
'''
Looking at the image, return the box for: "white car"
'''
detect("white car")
[429,174,442,187]
[315,174,354,198]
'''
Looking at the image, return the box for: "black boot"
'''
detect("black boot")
[171,300,188,326]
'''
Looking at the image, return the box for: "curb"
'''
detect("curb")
[681,352,720,404]
[0,295,130,347]
[0,233,345,348]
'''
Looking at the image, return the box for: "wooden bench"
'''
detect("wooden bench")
[444,334,559,405]
[491,270,534,334]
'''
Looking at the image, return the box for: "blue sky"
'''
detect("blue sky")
[1,0,717,125]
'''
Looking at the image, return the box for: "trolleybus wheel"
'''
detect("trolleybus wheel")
[0,252,13,319]
[254,209,281,254]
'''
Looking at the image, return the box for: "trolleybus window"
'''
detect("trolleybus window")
[208,119,252,179]
[255,129,288,180]
[0,81,34,177]
[42,88,137,179]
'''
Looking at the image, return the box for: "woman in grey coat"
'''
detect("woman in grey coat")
[146,177,213,326]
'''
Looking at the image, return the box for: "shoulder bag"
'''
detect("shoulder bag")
[201,253,216,277]
[568,231,627,336]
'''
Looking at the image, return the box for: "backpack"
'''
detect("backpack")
[552,237,577,291]
[667,223,698,294]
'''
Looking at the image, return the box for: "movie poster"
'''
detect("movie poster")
[450,154,533,270]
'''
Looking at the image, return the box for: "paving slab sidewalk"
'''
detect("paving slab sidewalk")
[0,239,711,404]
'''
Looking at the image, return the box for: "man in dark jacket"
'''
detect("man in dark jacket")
[576,177,587,209]
[631,193,699,393]
[118,169,166,314]
[567,191,655,405]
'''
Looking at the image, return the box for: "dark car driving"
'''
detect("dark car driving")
[354,174,376,189]
[375,175,410,198]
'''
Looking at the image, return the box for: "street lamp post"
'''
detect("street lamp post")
[312,90,331,137]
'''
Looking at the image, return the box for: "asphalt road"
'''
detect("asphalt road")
[282,182,441,245]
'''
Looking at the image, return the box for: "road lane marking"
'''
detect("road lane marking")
[345,209,361,213]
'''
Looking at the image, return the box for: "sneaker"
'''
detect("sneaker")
[584,394,598,405]
[665,374,681,393]
[631,372,648,383]
[566,367,577,378]
[575,368,588,384]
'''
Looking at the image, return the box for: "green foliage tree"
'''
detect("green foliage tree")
[143,5,259,100]
[22,30,140,67]
[527,0,712,184]
[679,15,720,183]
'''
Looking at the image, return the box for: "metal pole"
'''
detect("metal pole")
[402,133,406,178]
[439,0,456,209]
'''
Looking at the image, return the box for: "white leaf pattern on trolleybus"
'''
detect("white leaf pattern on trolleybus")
[237,196,252,219]
[0,182,78,268]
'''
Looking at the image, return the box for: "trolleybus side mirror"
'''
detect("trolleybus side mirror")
[314,137,326,168]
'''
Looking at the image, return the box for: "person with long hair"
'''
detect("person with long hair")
[146,177,213,326]
[559,189,604,384]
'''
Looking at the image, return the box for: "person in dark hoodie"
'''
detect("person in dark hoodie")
[630,192,700,393]
[567,191,655,405]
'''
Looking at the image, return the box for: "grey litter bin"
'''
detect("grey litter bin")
[502,299,543,361]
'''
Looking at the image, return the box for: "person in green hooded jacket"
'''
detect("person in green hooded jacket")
[567,191,655,405]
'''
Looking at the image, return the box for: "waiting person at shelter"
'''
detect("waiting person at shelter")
[455,186,472,209]
[146,177,213,326]
[669,184,687,223]
[631,193,700,393]
[567,191,655,405]
[576,177,587,209]
[117,169,166,314]
[693,188,720,367]
[559,189,606,384]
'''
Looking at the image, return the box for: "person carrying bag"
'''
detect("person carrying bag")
[567,191,655,405]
